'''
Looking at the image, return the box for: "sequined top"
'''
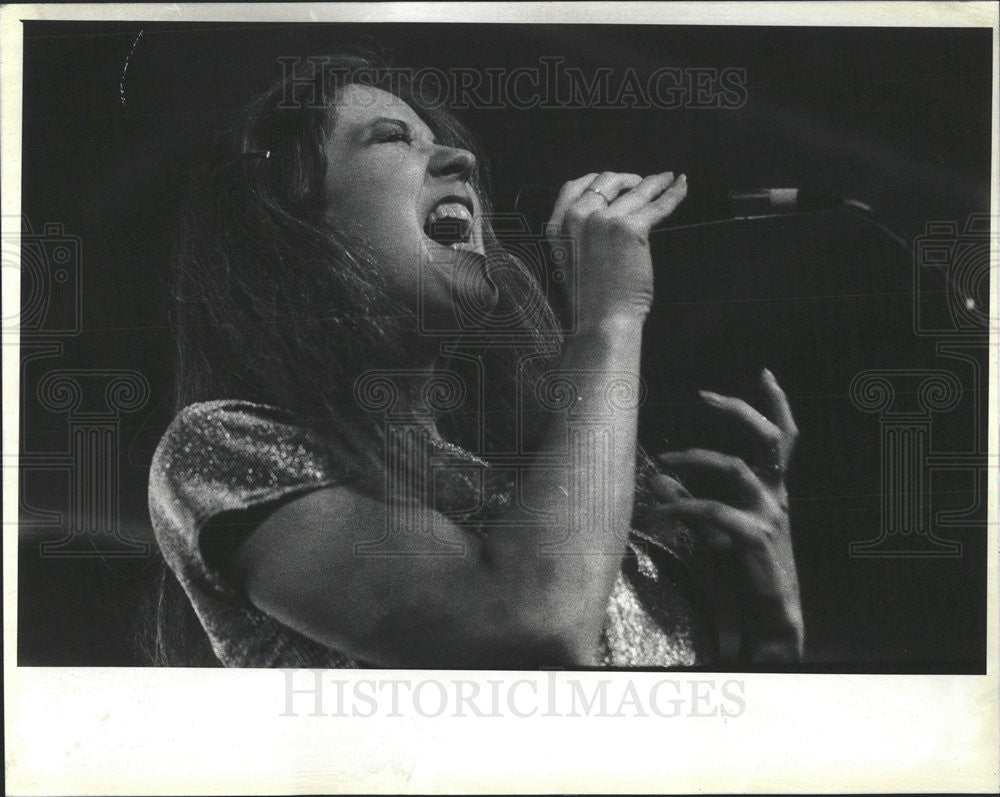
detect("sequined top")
[149,400,716,668]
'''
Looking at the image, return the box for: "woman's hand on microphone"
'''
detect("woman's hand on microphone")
[650,368,804,663]
[544,170,687,326]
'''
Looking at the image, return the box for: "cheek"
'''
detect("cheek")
[326,150,412,214]
[322,157,430,298]
[326,179,425,260]
[328,174,399,223]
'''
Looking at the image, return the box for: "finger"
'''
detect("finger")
[699,389,783,452]
[760,368,799,440]
[544,173,598,241]
[546,172,644,242]
[585,171,643,204]
[638,503,735,552]
[655,498,769,548]
[606,171,676,215]
[647,472,692,503]
[564,172,646,232]
[688,521,736,552]
[629,172,688,228]
[657,448,765,502]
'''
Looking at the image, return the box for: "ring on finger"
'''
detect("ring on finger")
[583,187,611,203]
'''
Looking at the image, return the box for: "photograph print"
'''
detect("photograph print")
[11,14,994,675]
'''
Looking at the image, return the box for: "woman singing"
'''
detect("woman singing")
[148,49,802,668]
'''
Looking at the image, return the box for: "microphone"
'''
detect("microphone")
[511,181,907,250]
[667,186,850,231]
[689,186,846,219]
[512,182,849,232]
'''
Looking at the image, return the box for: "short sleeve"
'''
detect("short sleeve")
[148,399,360,667]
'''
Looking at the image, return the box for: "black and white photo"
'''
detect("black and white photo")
[3,3,997,793]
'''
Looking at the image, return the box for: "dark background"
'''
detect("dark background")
[16,22,992,668]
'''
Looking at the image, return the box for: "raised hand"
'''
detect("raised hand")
[545,170,687,325]
[652,368,803,663]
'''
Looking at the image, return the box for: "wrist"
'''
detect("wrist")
[744,613,805,663]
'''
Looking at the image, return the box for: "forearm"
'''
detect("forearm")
[479,312,646,660]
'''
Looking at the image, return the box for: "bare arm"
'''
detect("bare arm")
[231,171,688,668]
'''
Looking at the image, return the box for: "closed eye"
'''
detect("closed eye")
[371,119,414,145]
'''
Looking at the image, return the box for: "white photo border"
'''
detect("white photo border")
[3,3,997,794]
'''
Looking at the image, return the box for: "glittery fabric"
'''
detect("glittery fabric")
[149,400,716,668]
[600,535,715,667]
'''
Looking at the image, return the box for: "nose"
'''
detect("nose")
[428,144,476,182]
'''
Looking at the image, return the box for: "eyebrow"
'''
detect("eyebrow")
[365,116,441,146]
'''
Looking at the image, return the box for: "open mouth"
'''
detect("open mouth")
[423,199,476,251]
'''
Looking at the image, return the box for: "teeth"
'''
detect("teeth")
[427,202,472,226]
[425,201,474,246]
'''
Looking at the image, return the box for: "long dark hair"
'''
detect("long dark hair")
[147,47,673,665]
